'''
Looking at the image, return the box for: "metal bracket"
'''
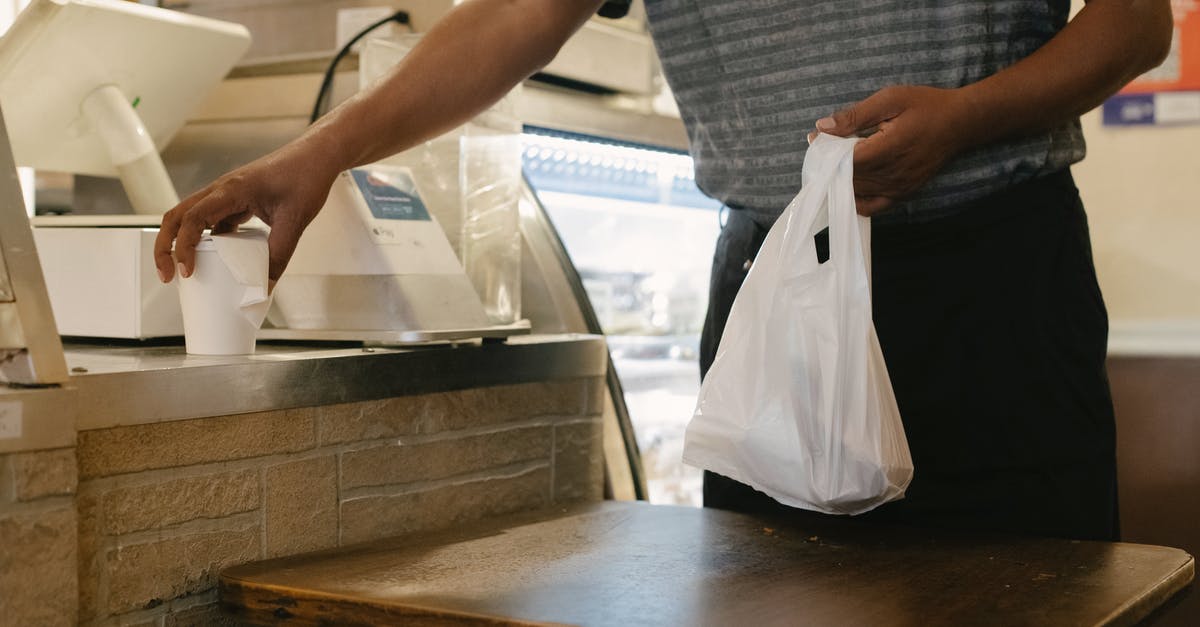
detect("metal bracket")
[0,104,68,384]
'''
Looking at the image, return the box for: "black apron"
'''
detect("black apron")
[698,170,1120,541]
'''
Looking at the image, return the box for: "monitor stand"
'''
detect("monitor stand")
[80,85,179,215]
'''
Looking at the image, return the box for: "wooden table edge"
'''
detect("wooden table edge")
[217,503,1197,627]
[219,575,569,626]
[1100,552,1194,627]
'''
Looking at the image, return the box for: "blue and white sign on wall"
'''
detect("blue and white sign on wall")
[1103,91,1200,127]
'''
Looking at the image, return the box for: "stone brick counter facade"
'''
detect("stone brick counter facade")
[1,377,605,626]
[0,447,79,626]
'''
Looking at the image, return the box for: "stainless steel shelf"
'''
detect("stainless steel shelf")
[64,333,606,431]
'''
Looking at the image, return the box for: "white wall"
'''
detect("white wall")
[1066,0,1200,347]
[1075,112,1200,323]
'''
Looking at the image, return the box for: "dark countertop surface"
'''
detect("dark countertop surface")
[222,500,1194,626]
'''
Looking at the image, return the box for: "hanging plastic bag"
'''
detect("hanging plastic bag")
[683,134,912,515]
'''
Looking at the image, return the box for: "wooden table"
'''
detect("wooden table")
[221,502,1194,626]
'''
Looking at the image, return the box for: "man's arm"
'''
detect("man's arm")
[156,0,604,283]
[312,0,603,172]
[813,0,1175,215]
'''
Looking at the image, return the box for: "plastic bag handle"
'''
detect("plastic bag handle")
[776,135,859,281]
[804,134,874,504]
[822,137,871,287]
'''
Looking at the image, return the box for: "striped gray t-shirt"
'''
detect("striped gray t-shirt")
[641,0,1085,222]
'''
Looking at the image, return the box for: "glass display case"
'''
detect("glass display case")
[522,128,721,505]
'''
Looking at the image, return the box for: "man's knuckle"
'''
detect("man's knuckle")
[181,211,209,230]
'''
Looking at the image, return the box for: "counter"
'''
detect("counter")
[0,334,609,626]
[223,501,1194,627]
[63,334,608,429]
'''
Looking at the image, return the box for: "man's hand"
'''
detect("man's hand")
[808,86,973,216]
[154,142,339,285]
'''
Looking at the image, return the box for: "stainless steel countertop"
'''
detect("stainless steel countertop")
[29,333,607,433]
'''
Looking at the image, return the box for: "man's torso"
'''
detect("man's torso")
[642,0,1084,222]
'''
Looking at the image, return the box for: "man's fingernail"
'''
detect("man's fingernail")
[157,268,169,283]
[178,262,190,279]
[816,117,835,131]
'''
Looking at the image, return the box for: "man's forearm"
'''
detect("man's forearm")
[958,0,1173,148]
[296,0,603,175]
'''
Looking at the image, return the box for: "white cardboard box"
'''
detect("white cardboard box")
[32,227,183,338]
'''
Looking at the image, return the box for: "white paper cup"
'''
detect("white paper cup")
[177,232,267,355]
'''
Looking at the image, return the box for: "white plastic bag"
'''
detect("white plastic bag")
[683,134,913,515]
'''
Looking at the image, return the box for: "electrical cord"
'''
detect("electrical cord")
[310,10,412,124]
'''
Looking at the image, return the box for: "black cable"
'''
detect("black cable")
[310,10,412,124]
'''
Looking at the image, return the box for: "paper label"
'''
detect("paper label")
[0,402,21,439]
